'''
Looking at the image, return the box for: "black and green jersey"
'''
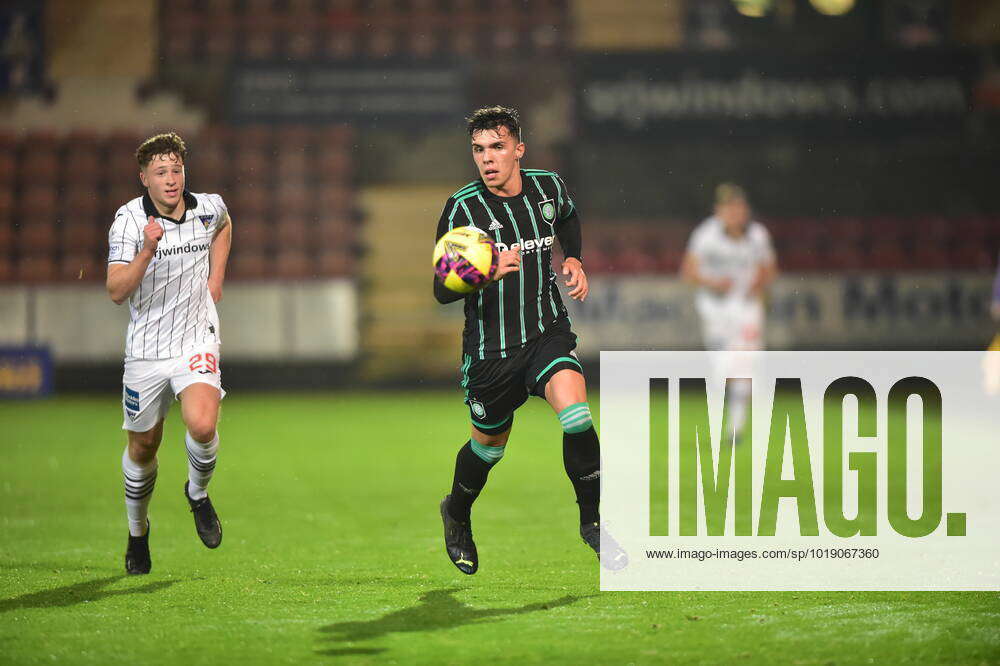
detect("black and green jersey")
[435,169,579,361]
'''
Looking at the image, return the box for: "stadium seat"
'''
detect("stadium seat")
[15,254,57,282]
[21,151,60,184]
[0,152,17,185]
[276,149,309,179]
[318,248,355,276]
[274,248,313,279]
[0,220,13,249]
[318,216,353,247]
[17,219,59,254]
[0,254,13,282]
[235,216,270,251]
[18,186,59,219]
[866,240,907,271]
[59,253,101,282]
[315,150,352,180]
[276,217,310,248]
[276,183,311,216]
[229,250,269,280]
[60,219,102,254]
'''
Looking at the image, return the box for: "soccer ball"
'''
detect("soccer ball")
[433,226,499,294]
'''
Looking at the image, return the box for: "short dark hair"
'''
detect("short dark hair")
[467,106,522,142]
[136,132,187,168]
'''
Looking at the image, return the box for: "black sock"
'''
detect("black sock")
[563,426,600,525]
[448,441,498,522]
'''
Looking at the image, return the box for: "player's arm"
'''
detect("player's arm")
[106,215,162,305]
[749,226,778,297]
[749,259,778,296]
[208,211,232,303]
[552,175,587,301]
[680,251,731,294]
[554,211,587,301]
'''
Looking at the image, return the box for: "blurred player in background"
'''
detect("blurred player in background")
[433,106,626,575]
[681,183,777,439]
[106,132,232,574]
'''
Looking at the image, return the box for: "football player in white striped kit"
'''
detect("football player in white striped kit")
[681,183,777,441]
[106,132,232,574]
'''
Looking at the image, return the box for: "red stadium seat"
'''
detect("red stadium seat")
[823,241,864,271]
[866,241,907,271]
[276,217,310,248]
[59,253,101,282]
[318,248,355,276]
[60,220,102,254]
[950,242,993,270]
[18,186,59,219]
[17,220,59,253]
[15,254,57,282]
[276,183,311,216]
[274,249,313,279]
[318,185,354,214]
[315,150,352,181]
[317,216,353,248]
[323,29,362,59]
[229,250,269,280]
[234,216,270,251]
[0,152,17,185]
[276,149,309,178]
[0,254,13,282]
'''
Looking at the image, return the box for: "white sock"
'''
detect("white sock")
[185,431,219,500]
[122,447,157,537]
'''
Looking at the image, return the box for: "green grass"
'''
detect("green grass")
[1,393,998,664]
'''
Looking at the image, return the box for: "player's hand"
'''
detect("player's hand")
[208,278,223,303]
[492,249,521,281]
[562,257,588,301]
[709,276,733,295]
[142,215,163,253]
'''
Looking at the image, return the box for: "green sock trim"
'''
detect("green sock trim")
[558,402,593,434]
[470,439,505,464]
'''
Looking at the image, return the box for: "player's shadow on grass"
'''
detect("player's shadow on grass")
[316,586,585,658]
[0,575,178,613]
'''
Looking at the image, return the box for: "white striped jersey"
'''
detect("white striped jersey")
[686,216,775,306]
[108,190,227,360]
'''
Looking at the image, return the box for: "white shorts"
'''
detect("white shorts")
[696,297,765,352]
[122,344,226,432]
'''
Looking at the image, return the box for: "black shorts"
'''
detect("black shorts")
[460,320,583,435]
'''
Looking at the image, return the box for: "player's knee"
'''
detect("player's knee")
[186,419,216,444]
[472,427,511,447]
[128,431,160,463]
[558,402,593,434]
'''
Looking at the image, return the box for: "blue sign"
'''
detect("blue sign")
[0,347,53,398]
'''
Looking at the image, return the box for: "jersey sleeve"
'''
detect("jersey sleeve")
[205,193,229,223]
[435,199,455,241]
[752,224,776,264]
[108,208,139,264]
[554,173,576,222]
[686,225,709,259]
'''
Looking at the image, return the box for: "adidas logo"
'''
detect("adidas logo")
[488,219,503,231]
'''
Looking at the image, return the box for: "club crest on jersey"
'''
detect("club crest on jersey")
[537,199,556,226]
[199,214,213,229]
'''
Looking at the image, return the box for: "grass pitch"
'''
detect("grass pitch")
[1,392,997,664]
